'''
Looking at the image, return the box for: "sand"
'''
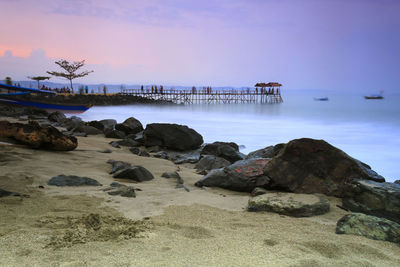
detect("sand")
[0,117,399,266]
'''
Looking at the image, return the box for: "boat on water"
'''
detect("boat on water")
[0,83,92,114]
[313,97,329,101]
[364,95,384,100]
[364,91,384,100]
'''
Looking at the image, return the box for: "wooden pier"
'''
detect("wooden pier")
[121,82,283,104]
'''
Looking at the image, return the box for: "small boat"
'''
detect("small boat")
[313,97,329,101]
[0,83,92,114]
[364,95,383,100]
[365,91,384,100]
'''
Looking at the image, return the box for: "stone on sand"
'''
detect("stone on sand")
[248,192,330,217]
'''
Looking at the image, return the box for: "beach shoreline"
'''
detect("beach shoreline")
[1,112,400,266]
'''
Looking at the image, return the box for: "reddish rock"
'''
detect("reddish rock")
[263,138,385,197]
[0,120,77,151]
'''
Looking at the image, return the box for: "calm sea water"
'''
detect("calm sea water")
[77,90,400,182]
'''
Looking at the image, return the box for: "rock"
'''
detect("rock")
[115,117,144,135]
[153,151,168,159]
[161,171,181,179]
[147,146,161,153]
[106,160,131,174]
[342,179,400,224]
[251,187,268,196]
[0,120,78,151]
[48,175,101,186]
[98,149,112,153]
[201,142,244,163]
[129,147,140,155]
[195,155,231,174]
[170,153,200,164]
[109,141,121,148]
[248,192,330,217]
[202,141,239,153]
[129,147,150,157]
[104,184,136,198]
[0,188,21,197]
[263,138,385,197]
[48,111,67,123]
[161,171,186,189]
[113,166,154,182]
[394,180,400,184]
[195,158,271,192]
[134,131,144,144]
[81,125,103,135]
[143,123,203,151]
[110,182,122,187]
[245,144,285,159]
[116,138,140,147]
[104,128,126,139]
[99,119,117,131]
[87,120,105,131]
[336,213,400,244]
[138,150,150,157]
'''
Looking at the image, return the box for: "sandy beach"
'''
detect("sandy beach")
[1,116,400,266]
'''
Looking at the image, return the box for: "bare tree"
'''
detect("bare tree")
[47,59,93,93]
[28,76,50,89]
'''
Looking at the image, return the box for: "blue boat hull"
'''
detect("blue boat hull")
[0,95,92,114]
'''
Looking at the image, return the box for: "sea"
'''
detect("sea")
[77,89,400,182]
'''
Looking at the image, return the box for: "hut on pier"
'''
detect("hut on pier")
[254,82,283,103]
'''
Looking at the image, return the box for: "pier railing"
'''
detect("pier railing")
[120,88,283,104]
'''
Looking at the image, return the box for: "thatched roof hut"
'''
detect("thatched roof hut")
[255,82,282,87]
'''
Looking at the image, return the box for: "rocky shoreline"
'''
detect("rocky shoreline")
[1,105,399,246]
[1,105,400,265]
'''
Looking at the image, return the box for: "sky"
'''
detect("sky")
[0,0,399,91]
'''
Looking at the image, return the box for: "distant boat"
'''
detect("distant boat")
[313,97,329,101]
[365,91,384,100]
[0,83,92,114]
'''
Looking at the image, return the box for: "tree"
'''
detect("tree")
[47,59,93,94]
[5,77,12,85]
[28,76,50,89]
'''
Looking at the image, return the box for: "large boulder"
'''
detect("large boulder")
[195,158,271,192]
[263,138,385,197]
[113,166,154,182]
[248,192,330,217]
[195,155,231,174]
[143,123,203,151]
[245,143,285,160]
[0,120,77,151]
[48,175,101,186]
[201,142,244,163]
[342,179,400,224]
[336,213,400,244]
[115,117,144,135]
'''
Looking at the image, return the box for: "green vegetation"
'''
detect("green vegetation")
[47,59,93,94]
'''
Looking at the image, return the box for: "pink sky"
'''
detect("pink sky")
[0,0,399,91]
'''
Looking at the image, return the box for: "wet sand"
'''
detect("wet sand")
[0,117,399,266]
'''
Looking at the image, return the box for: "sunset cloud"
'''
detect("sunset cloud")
[0,0,399,90]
